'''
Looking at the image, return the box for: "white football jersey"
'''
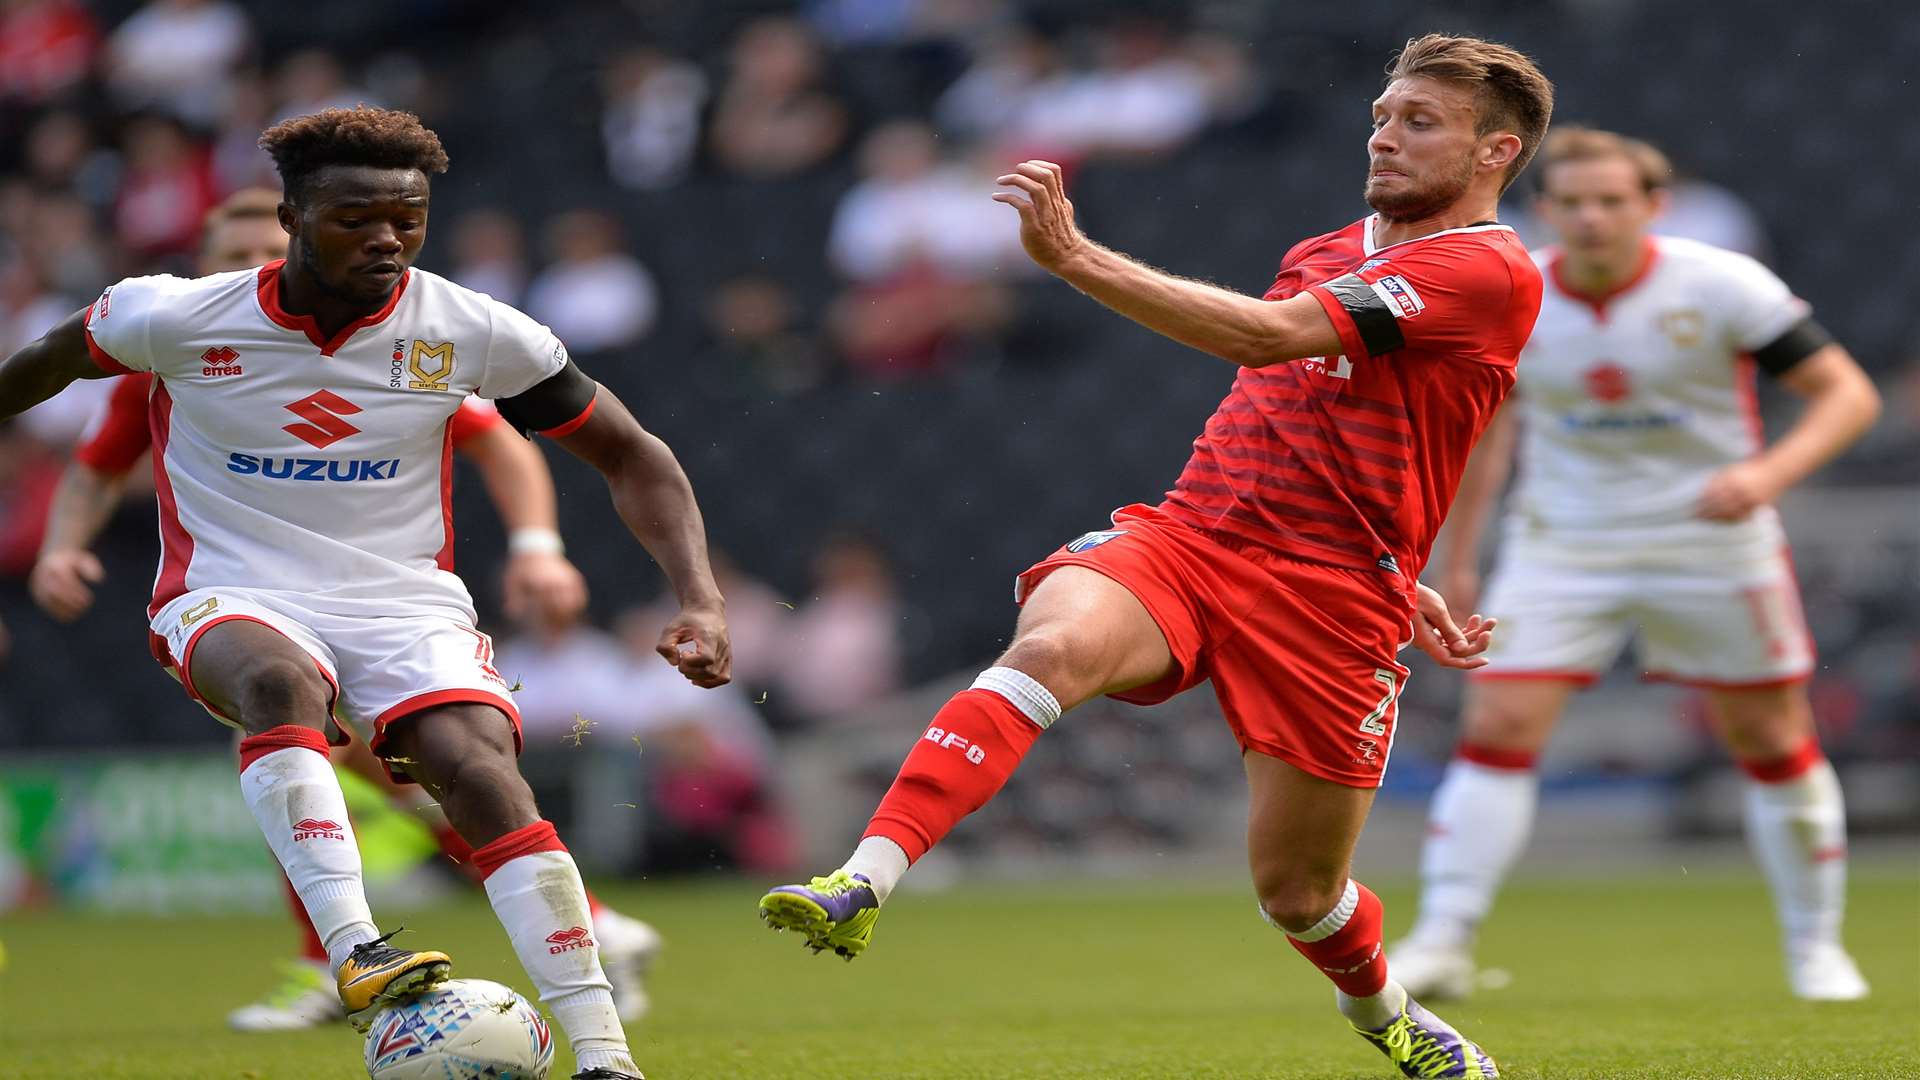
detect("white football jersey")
[83,261,571,619]
[1502,235,1810,565]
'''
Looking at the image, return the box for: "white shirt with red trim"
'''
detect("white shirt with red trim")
[1503,234,1807,564]
[82,260,570,618]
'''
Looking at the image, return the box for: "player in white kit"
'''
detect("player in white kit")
[0,107,729,1080]
[1388,128,1882,1002]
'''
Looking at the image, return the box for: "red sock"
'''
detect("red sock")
[1285,880,1389,998]
[284,873,327,963]
[429,819,487,884]
[864,688,1044,862]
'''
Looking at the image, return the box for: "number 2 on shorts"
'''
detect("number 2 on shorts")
[1357,668,1397,736]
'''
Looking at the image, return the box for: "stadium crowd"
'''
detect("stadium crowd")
[0,0,1914,875]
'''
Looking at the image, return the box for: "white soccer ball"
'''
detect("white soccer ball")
[364,978,554,1080]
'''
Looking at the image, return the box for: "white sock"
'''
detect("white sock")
[239,745,378,975]
[1409,756,1538,948]
[1337,979,1409,1031]
[483,843,635,1074]
[1743,758,1848,948]
[842,835,910,905]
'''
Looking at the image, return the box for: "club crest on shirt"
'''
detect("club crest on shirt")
[1657,309,1705,349]
[406,339,456,391]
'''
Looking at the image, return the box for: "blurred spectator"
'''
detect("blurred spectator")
[708,17,849,178]
[933,22,1065,147]
[772,532,903,725]
[272,48,368,121]
[699,274,829,395]
[103,0,251,126]
[1025,16,1215,158]
[23,111,119,209]
[448,208,529,305]
[600,47,707,191]
[524,210,658,352]
[1658,175,1772,261]
[827,120,1024,282]
[112,112,218,262]
[829,256,1010,379]
[0,423,60,575]
[209,69,281,193]
[0,0,99,106]
[26,189,111,296]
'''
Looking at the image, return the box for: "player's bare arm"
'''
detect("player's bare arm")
[1430,401,1519,611]
[535,381,731,688]
[0,306,109,419]
[1697,345,1881,521]
[993,160,1346,367]
[29,461,124,621]
[458,420,589,622]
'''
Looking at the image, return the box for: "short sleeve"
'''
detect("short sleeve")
[1306,239,1513,361]
[448,396,506,447]
[478,300,569,401]
[72,374,154,474]
[1710,251,1811,353]
[83,276,181,375]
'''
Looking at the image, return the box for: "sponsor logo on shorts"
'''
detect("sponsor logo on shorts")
[1375,552,1399,574]
[227,453,400,481]
[922,725,988,764]
[1370,274,1425,318]
[180,596,220,627]
[292,818,347,842]
[1065,529,1127,553]
[546,927,595,954]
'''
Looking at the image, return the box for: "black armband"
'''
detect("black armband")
[1752,316,1832,377]
[1321,273,1405,356]
[495,360,599,437]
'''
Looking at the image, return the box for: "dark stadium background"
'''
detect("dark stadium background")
[0,1,1913,879]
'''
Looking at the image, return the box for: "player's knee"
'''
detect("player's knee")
[1257,877,1349,934]
[1461,696,1552,751]
[231,657,329,730]
[999,627,1095,700]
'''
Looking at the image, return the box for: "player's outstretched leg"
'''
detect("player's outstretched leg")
[1717,684,1867,1001]
[384,703,645,1079]
[761,566,1171,960]
[195,619,450,1032]
[1249,753,1497,1078]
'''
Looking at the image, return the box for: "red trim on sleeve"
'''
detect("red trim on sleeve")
[255,260,411,356]
[73,374,154,474]
[147,381,195,617]
[1736,737,1823,784]
[1456,742,1540,771]
[434,420,456,571]
[1305,285,1370,363]
[81,306,136,376]
[536,395,596,439]
[470,820,567,880]
[448,397,505,448]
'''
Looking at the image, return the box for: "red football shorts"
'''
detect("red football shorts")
[1014,504,1416,787]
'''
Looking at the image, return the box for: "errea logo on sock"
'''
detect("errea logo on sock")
[922,726,988,764]
[546,927,596,954]
[292,818,346,842]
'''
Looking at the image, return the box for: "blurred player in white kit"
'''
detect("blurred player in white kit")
[1389,127,1881,1002]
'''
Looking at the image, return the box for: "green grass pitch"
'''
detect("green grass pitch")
[5,864,1914,1078]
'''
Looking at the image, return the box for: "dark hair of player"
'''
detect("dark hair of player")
[257,106,450,204]
[1533,126,1672,195]
[1386,34,1555,192]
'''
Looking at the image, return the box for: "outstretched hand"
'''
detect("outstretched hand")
[1411,581,1496,670]
[993,160,1088,273]
[655,605,732,688]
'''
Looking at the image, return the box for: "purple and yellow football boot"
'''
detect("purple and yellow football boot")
[1353,996,1499,1078]
[758,870,881,960]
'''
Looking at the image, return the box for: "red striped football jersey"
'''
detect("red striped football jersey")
[1159,214,1542,590]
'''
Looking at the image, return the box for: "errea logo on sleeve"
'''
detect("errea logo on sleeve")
[1370,275,1425,318]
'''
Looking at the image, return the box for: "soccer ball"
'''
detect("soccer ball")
[364,979,554,1079]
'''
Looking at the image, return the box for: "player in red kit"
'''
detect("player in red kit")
[759,34,1552,1079]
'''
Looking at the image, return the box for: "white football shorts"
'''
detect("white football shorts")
[149,586,522,773]
[1474,543,1814,688]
